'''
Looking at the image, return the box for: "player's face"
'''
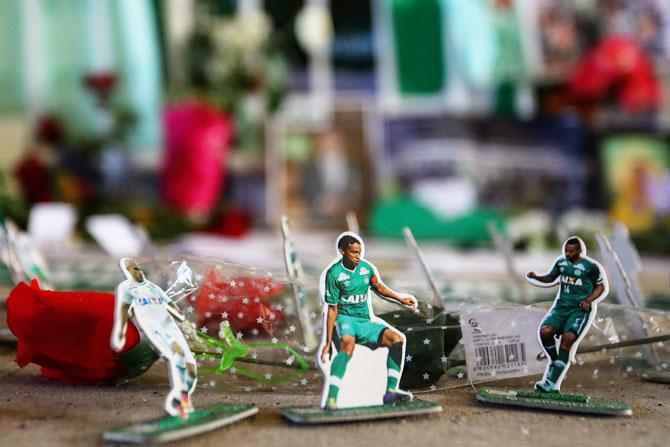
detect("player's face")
[564,243,581,262]
[126,260,145,282]
[340,243,361,268]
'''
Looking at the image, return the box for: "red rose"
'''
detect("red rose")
[568,36,660,112]
[6,281,157,385]
[194,268,285,335]
[161,102,233,219]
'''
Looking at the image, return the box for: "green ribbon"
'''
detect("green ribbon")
[192,324,310,385]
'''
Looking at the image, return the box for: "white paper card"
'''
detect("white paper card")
[28,202,77,248]
[86,214,144,258]
[460,307,546,382]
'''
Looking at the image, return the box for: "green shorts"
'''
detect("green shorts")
[335,315,388,348]
[542,306,592,337]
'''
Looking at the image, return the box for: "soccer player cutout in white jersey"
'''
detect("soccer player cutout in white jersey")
[111,258,197,418]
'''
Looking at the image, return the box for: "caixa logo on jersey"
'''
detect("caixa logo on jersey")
[341,294,366,304]
[468,318,482,334]
[138,296,165,306]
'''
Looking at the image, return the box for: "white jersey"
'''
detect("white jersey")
[117,279,191,362]
[120,280,173,327]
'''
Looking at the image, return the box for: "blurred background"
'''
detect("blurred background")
[0,0,668,301]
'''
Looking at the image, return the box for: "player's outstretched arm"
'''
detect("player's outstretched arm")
[159,286,186,322]
[111,285,131,352]
[372,282,418,309]
[321,305,338,363]
[526,271,557,283]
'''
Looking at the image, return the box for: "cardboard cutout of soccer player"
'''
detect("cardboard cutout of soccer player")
[526,236,609,392]
[111,258,197,418]
[318,232,418,409]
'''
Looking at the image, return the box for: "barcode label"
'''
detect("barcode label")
[474,343,527,371]
[459,308,546,382]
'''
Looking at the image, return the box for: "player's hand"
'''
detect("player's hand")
[527,272,537,279]
[399,294,418,309]
[320,344,331,364]
[110,333,126,353]
[579,300,591,312]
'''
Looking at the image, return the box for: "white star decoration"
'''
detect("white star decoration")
[185,306,194,314]
[230,280,237,287]
[422,338,430,345]
[457,371,464,379]
[271,337,278,344]
[242,297,249,305]
[300,378,308,386]
[422,373,430,380]
[440,356,448,364]
[208,293,215,300]
[256,317,264,324]
[406,354,413,362]
[264,373,272,380]
[289,325,297,333]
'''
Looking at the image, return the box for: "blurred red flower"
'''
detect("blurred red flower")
[6,281,157,385]
[194,268,285,335]
[82,72,118,103]
[14,154,53,203]
[161,102,233,219]
[568,36,660,113]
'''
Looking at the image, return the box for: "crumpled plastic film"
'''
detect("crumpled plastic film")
[142,256,323,392]
[427,301,670,391]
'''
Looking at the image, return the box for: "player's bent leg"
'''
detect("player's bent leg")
[379,329,412,405]
[535,325,562,392]
[326,336,355,409]
[380,328,403,346]
[539,324,558,362]
[560,331,578,351]
[543,331,578,390]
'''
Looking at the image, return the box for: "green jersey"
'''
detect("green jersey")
[323,259,380,319]
[547,257,604,307]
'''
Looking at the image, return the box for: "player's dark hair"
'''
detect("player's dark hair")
[338,234,361,250]
[566,238,581,249]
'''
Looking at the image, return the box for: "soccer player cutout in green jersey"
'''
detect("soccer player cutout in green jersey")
[527,237,609,393]
[319,232,418,410]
